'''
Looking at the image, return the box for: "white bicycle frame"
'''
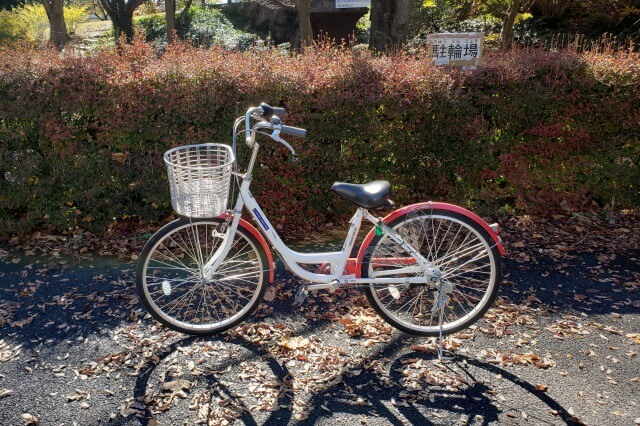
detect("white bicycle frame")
[201,109,441,289]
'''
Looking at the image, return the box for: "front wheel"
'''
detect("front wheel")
[136,217,269,335]
[361,208,502,336]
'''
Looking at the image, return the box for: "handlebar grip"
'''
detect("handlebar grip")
[280,125,307,138]
[260,103,286,117]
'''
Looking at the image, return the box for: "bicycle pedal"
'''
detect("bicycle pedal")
[294,286,308,306]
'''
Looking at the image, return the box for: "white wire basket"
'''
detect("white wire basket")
[164,143,235,218]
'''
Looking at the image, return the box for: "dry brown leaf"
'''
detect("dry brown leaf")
[111,152,128,163]
[21,413,38,425]
[263,287,276,302]
[627,333,640,344]
[162,379,191,392]
[11,316,35,328]
[280,336,310,350]
[294,411,309,421]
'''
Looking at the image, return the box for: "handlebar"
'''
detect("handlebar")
[241,103,307,157]
[280,125,307,138]
[260,102,286,117]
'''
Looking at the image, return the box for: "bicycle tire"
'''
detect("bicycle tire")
[361,208,502,336]
[136,217,269,335]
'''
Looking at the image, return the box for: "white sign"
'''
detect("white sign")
[427,32,483,69]
[335,0,370,8]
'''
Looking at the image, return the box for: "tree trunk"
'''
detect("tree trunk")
[100,0,143,43]
[42,0,70,48]
[369,0,392,51]
[293,0,313,48]
[166,0,176,43]
[369,0,413,52]
[391,0,412,46]
[178,0,193,35]
[499,0,519,49]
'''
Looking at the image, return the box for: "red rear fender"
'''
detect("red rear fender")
[354,202,506,277]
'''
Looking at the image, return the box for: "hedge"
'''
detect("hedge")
[0,41,638,238]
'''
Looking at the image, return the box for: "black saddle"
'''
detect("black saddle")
[331,180,392,209]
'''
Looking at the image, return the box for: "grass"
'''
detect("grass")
[73,18,113,47]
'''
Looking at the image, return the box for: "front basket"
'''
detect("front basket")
[164,143,235,218]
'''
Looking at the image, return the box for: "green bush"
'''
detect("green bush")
[0,10,26,41]
[65,5,89,35]
[135,6,256,48]
[0,42,637,239]
[0,4,48,43]
[135,12,167,42]
[0,4,88,43]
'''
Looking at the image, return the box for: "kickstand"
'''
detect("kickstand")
[436,306,455,362]
[434,283,455,363]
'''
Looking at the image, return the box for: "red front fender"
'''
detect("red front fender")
[218,214,275,283]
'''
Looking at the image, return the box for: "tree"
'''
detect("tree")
[576,0,640,29]
[165,0,193,44]
[477,0,534,48]
[41,0,69,48]
[255,0,313,47]
[99,0,145,43]
[166,0,176,43]
[533,0,573,19]
[89,0,109,21]
[369,0,414,51]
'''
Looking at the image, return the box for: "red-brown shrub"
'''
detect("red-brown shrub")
[0,42,638,238]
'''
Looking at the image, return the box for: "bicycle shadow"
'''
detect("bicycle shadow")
[110,333,295,426]
[121,321,581,425]
[302,335,581,425]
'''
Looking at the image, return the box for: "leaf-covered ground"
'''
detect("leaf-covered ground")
[0,212,639,425]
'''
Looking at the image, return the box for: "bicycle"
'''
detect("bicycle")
[136,103,506,338]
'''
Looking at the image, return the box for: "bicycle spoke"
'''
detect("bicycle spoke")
[365,210,500,336]
[434,240,485,270]
[138,219,266,334]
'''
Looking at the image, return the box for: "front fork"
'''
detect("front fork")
[202,212,241,281]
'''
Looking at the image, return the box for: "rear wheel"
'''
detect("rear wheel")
[136,217,269,335]
[361,208,501,336]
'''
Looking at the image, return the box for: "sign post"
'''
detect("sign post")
[427,32,483,69]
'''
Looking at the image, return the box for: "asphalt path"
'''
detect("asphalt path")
[0,247,638,426]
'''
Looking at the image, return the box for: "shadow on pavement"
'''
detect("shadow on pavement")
[304,345,582,425]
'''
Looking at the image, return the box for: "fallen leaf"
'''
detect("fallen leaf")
[263,287,276,302]
[162,380,191,392]
[111,152,128,163]
[280,336,310,350]
[294,411,309,421]
[534,384,548,392]
[21,413,38,425]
